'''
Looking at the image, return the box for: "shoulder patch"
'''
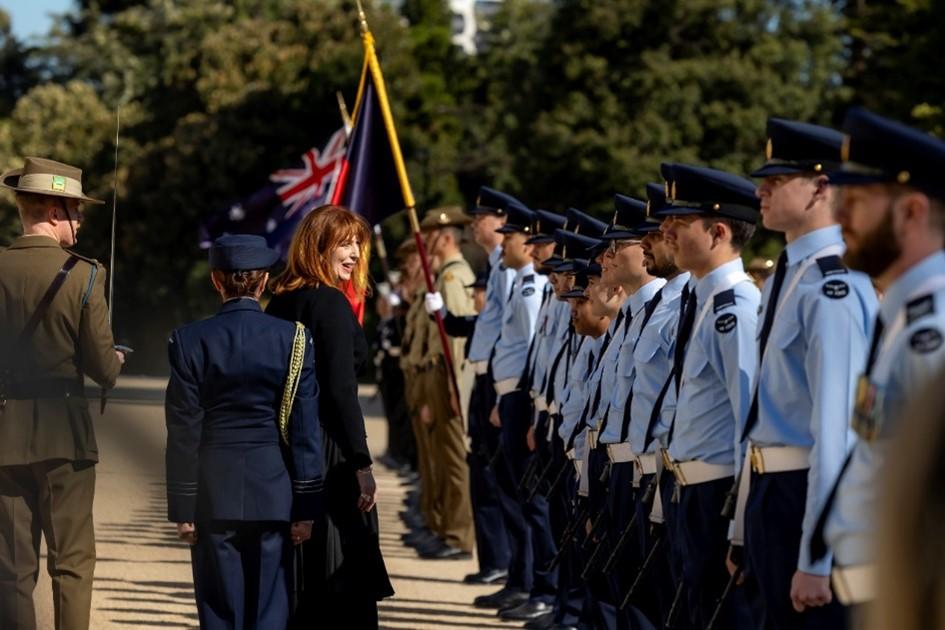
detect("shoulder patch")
[713,288,736,313]
[523,274,536,284]
[907,294,935,325]
[910,327,943,354]
[522,286,535,297]
[822,279,850,299]
[816,255,848,277]
[443,271,454,282]
[715,313,737,333]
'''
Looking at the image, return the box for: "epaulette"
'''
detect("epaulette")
[713,288,736,313]
[523,274,536,284]
[907,294,936,325]
[816,255,848,277]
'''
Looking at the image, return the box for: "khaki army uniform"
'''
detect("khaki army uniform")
[400,287,440,533]
[0,235,121,630]
[423,251,476,551]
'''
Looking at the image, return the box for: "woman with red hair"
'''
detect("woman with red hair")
[267,205,392,628]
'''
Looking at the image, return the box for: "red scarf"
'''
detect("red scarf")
[341,278,365,325]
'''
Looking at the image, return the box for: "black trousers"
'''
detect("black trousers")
[468,375,511,573]
[744,470,849,630]
[584,445,617,629]
[631,472,675,628]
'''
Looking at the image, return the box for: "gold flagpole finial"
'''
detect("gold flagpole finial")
[356,0,369,34]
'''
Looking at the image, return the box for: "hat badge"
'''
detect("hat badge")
[439,212,448,224]
[841,135,851,163]
[765,138,773,160]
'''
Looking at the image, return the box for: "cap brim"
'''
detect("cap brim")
[826,170,891,187]
[525,235,555,245]
[632,223,662,235]
[601,229,640,240]
[653,205,703,217]
[469,206,505,216]
[496,225,528,234]
[562,289,588,299]
[554,258,589,273]
[750,163,806,178]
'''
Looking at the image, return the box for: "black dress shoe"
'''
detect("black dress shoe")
[463,568,508,585]
[473,587,529,609]
[523,612,556,629]
[419,540,472,560]
[499,600,555,621]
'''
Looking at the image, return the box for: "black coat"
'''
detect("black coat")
[266,285,393,611]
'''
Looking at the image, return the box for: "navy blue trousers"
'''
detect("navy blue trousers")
[191,521,288,630]
[496,390,558,602]
[745,470,849,630]
[468,375,511,573]
[585,445,618,629]
[630,472,675,628]
[550,458,585,626]
[673,478,754,630]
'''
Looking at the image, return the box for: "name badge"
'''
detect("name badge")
[851,374,883,442]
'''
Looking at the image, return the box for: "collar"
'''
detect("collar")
[696,258,746,304]
[219,297,263,314]
[515,262,535,282]
[880,251,945,324]
[441,251,464,266]
[784,225,843,265]
[9,234,63,249]
[489,245,502,267]
[630,278,666,314]
[663,272,691,298]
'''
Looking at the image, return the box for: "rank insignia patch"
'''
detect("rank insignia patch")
[910,327,943,354]
[715,313,737,333]
[822,279,849,299]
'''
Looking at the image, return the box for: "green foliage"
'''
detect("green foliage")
[0,0,942,371]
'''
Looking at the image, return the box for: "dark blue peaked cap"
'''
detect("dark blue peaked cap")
[209,234,279,271]
[472,185,518,216]
[603,194,648,240]
[751,118,844,177]
[564,207,609,239]
[553,229,600,272]
[828,107,945,200]
[629,183,669,235]
[561,260,592,298]
[656,163,760,224]
[496,200,535,234]
[526,209,568,245]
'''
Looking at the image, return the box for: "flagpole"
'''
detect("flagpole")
[356,2,464,423]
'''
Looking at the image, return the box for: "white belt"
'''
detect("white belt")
[607,442,634,464]
[495,378,519,396]
[636,453,658,476]
[732,444,811,544]
[669,460,733,487]
[386,347,401,357]
[565,448,576,460]
[831,564,875,605]
[749,445,810,474]
[534,395,548,413]
[587,429,599,450]
[574,459,584,478]
[473,360,489,375]
[548,401,559,415]
[633,453,658,487]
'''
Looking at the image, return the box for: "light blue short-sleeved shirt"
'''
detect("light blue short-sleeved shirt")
[469,246,516,363]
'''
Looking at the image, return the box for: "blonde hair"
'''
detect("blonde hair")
[270,205,371,296]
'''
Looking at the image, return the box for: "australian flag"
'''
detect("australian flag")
[330,52,410,226]
[200,127,347,258]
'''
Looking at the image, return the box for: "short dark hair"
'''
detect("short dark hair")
[214,270,268,298]
[701,216,756,251]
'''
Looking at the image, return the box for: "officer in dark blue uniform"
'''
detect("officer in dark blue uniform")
[165,234,324,630]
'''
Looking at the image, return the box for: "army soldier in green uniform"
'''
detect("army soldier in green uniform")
[0,157,124,630]
[417,207,476,559]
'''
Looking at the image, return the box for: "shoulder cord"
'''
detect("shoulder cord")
[278,322,307,445]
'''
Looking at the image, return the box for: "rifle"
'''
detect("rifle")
[619,530,663,610]
[546,502,588,572]
[662,580,685,629]
[524,454,557,501]
[602,475,658,575]
[706,567,741,630]
[517,454,542,494]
